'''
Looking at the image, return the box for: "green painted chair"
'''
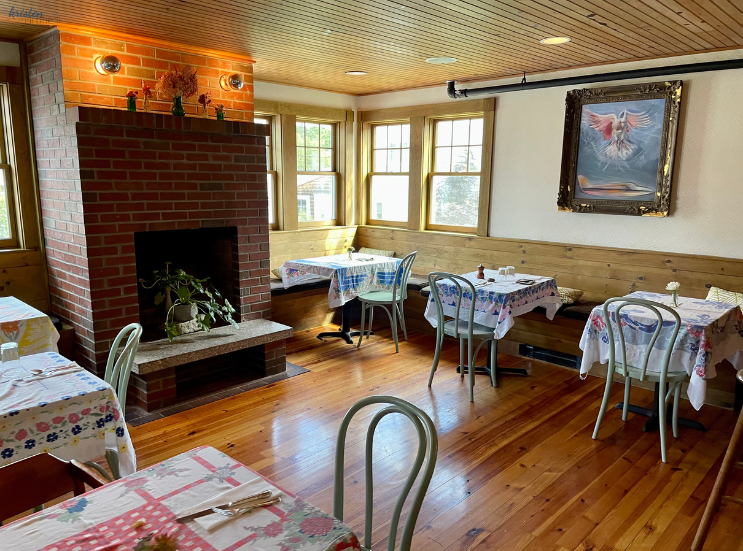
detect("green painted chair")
[426,272,497,402]
[333,396,438,551]
[86,322,142,481]
[592,297,684,463]
[356,251,417,353]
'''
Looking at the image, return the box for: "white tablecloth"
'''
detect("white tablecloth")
[579,291,743,410]
[280,253,402,308]
[0,352,136,475]
[424,271,562,339]
[0,296,59,356]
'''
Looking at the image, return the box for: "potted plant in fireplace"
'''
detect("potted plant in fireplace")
[140,266,238,341]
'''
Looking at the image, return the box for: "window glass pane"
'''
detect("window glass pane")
[267,173,274,225]
[320,149,333,171]
[388,125,401,148]
[430,175,479,228]
[451,147,469,172]
[469,118,484,145]
[401,124,410,148]
[296,123,305,146]
[374,149,387,172]
[452,119,470,146]
[297,174,335,222]
[320,124,332,148]
[374,125,387,148]
[0,169,11,239]
[306,148,320,171]
[305,123,320,147]
[434,147,451,172]
[297,148,306,171]
[435,120,452,146]
[387,149,401,173]
[401,149,410,172]
[370,175,409,222]
[468,146,482,172]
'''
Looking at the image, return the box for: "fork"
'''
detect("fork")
[212,495,282,517]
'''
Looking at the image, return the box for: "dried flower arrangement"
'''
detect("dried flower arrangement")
[156,65,199,99]
[213,103,225,115]
[142,83,152,98]
[198,92,211,118]
[126,90,138,98]
[133,530,179,551]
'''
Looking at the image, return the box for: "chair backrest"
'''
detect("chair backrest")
[427,272,477,340]
[104,323,142,414]
[392,251,417,301]
[602,297,681,382]
[333,396,438,551]
[0,453,108,522]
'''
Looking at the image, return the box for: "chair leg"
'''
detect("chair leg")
[367,307,374,339]
[659,386,668,463]
[459,338,465,380]
[672,383,681,439]
[392,300,399,353]
[398,301,408,341]
[428,328,443,387]
[622,377,631,421]
[468,337,475,402]
[592,371,614,440]
[357,302,367,348]
[489,339,497,387]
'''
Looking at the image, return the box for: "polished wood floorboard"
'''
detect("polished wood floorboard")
[129,326,743,551]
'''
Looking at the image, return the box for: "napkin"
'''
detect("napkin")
[176,478,282,532]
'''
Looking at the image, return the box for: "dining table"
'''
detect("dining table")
[0,296,59,356]
[0,445,361,551]
[579,291,743,432]
[0,351,136,476]
[424,270,563,377]
[280,253,402,343]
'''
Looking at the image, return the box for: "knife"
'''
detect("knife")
[175,490,273,523]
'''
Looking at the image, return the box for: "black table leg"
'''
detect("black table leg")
[615,381,706,432]
[455,340,530,378]
[317,299,371,344]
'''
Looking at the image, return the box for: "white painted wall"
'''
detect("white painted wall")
[0,42,20,67]
[358,51,743,259]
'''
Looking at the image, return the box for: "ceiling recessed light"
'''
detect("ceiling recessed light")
[426,56,457,64]
[345,70,367,75]
[539,36,571,45]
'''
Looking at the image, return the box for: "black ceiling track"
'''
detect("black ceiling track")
[446,58,743,98]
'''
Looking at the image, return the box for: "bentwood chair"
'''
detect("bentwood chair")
[333,396,437,551]
[592,297,684,463]
[692,369,743,551]
[427,272,497,402]
[0,453,108,523]
[86,323,142,480]
[356,251,417,353]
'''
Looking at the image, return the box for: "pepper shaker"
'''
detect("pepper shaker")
[476,264,485,279]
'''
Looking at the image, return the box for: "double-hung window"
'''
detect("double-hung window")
[296,120,338,225]
[254,116,277,227]
[428,117,484,232]
[368,123,410,225]
[0,85,17,248]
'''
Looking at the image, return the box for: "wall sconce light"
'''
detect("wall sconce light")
[220,73,245,91]
[94,54,121,75]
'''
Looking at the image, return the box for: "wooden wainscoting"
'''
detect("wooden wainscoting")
[269,226,357,331]
[357,226,743,407]
[0,249,50,312]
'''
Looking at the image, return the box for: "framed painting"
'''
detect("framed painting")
[557,80,682,216]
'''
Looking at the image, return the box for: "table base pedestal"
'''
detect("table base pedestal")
[615,382,706,433]
[455,340,529,378]
[317,300,373,345]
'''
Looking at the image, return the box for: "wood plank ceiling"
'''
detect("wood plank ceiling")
[2,0,743,95]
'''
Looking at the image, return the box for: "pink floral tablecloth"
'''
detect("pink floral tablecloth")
[0,352,135,475]
[0,296,59,356]
[0,445,361,551]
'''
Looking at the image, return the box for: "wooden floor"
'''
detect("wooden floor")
[129,326,743,551]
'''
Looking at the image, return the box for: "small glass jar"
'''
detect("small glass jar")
[497,267,507,282]
[506,266,515,281]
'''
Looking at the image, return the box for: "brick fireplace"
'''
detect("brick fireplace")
[36,106,271,374]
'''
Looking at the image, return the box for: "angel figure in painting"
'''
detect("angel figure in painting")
[584,108,651,160]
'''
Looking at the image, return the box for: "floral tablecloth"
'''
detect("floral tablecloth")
[424,271,562,339]
[0,352,135,475]
[280,254,402,308]
[0,296,59,356]
[579,291,743,410]
[0,445,360,551]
